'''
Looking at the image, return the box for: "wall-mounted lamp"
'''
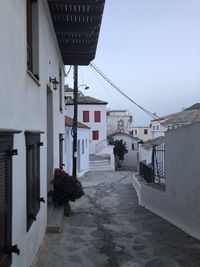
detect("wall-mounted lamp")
[78,84,89,90]
[49,77,59,90]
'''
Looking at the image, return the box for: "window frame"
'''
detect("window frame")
[94,111,101,122]
[83,111,89,122]
[92,130,99,140]
[25,131,43,231]
[0,133,13,267]
[26,0,39,80]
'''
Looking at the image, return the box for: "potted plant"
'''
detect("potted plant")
[53,168,84,216]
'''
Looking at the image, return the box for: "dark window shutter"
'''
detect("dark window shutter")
[26,133,41,231]
[0,135,12,267]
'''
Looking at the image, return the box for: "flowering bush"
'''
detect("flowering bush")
[53,168,84,205]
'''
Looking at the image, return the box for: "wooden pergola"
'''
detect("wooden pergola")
[48,0,105,65]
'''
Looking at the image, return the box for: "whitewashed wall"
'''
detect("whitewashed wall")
[151,121,167,139]
[133,122,200,239]
[107,112,132,136]
[110,134,139,168]
[0,1,65,266]
[131,127,151,142]
[65,126,90,177]
[66,104,107,154]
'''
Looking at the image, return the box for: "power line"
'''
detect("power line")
[90,62,160,121]
[90,64,122,109]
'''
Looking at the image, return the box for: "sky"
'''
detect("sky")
[66,0,200,126]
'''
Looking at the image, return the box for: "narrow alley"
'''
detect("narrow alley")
[33,171,200,267]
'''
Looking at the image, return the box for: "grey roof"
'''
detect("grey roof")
[142,136,165,150]
[185,103,200,111]
[163,109,200,128]
[66,96,108,105]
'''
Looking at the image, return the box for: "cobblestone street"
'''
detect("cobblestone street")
[33,171,200,267]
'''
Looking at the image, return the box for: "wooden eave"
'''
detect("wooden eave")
[47,0,105,65]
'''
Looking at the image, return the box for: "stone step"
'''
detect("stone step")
[89,160,110,166]
[46,206,64,233]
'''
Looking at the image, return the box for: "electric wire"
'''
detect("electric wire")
[90,62,161,121]
[65,65,72,77]
[90,64,123,109]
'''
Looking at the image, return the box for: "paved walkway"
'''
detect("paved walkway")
[33,171,200,267]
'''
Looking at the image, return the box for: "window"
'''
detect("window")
[25,132,43,231]
[135,129,137,136]
[144,129,148,135]
[82,139,84,154]
[0,132,13,267]
[132,143,134,150]
[94,111,101,122]
[27,0,39,79]
[59,67,63,112]
[153,126,155,130]
[83,111,89,122]
[59,134,64,169]
[92,131,99,140]
[156,125,159,130]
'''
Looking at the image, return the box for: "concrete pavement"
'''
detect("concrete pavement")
[32,170,200,267]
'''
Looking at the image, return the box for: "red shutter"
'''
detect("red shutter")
[83,111,89,122]
[92,131,99,140]
[94,111,101,122]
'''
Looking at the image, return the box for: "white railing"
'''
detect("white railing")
[95,139,108,154]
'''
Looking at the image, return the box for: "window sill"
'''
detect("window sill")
[27,70,41,86]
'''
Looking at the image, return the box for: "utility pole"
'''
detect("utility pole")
[72,65,78,177]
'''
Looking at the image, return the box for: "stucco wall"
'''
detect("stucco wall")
[133,122,200,239]
[107,114,132,136]
[65,126,89,177]
[65,104,107,154]
[111,134,139,168]
[0,1,65,266]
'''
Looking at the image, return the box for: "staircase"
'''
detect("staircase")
[89,154,113,171]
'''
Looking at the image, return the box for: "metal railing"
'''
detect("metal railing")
[139,161,154,183]
[139,143,165,184]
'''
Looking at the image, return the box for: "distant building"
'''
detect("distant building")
[150,104,200,139]
[130,126,151,142]
[107,110,133,135]
[65,88,108,154]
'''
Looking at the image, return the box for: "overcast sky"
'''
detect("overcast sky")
[66,0,200,126]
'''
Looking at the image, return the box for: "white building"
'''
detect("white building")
[107,110,133,136]
[65,93,108,154]
[0,1,105,267]
[65,116,90,177]
[150,105,200,139]
[133,121,200,240]
[108,132,139,169]
[130,126,151,142]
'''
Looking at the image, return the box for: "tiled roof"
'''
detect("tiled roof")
[142,136,165,149]
[163,109,200,128]
[151,103,200,128]
[66,96,108,105]
[65,116,90,129]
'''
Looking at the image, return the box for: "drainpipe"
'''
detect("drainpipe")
[72,65,78,177]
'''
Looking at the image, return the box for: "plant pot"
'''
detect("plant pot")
[64,202,71,216]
